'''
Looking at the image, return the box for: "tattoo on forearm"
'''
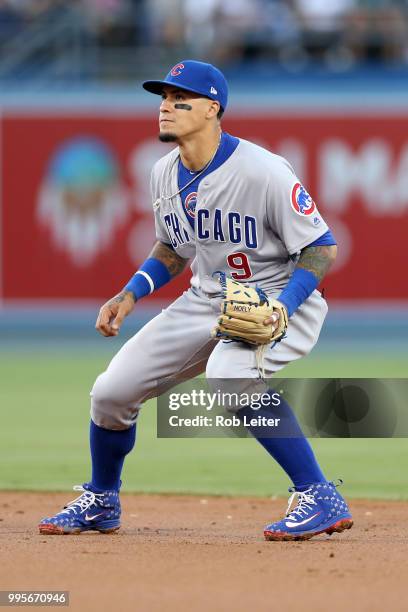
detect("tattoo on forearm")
[297,245,336,282]
[111,290,134,304]
[149,241,188,277]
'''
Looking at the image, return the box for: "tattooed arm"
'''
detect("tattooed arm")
[147,241,188,278]
[296,244,337,281]
[96,241,188,337]
[264,244,337,328]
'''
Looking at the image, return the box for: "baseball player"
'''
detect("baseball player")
[39,60,353,541]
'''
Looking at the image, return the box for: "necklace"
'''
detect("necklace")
[162,132,222,201]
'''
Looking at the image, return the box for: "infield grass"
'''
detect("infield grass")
[1,350,407,499]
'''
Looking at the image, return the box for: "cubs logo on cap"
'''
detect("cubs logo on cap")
[142,60,229,111]
[291,183,316,216]
[170,63,185,76]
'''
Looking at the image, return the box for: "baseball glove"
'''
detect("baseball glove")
[211,273,288,346]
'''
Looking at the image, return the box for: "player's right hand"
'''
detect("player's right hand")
[95,291,136,337]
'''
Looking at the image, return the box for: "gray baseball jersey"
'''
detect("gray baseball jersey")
[91,138,329,429]
[151,138,328,295]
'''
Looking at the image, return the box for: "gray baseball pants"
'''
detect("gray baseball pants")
[91,288,327,430]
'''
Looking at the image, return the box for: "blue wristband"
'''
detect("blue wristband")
[124,258,171,301]
[278,268,319,317]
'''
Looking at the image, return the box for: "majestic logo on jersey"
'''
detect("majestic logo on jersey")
[170,63,185,76]
[185,192,197,218]
[291,183,316,216]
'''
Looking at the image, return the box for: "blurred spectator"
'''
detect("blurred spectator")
[87,0,139,48]
[293,0,356,31]
[182,0,217,57]
[183,0,262,61]
[346,0,408,63]
[227,0,301,65]
[147,0,185,48]
[292,0,356,64]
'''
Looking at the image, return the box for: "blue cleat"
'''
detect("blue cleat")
[264,480,353,541]
[38,483,121,535]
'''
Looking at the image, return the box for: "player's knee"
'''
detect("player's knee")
[90,371,116,406]
[90,372,140,430]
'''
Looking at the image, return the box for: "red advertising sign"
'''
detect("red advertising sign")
[2,113,408,301]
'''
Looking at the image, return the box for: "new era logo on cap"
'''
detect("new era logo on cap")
[142,60,229,110]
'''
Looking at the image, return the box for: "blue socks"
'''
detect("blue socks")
[88,393,324,493]
[90,420,136,492]
[238,391,326,490]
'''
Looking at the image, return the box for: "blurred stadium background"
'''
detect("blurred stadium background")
[1,0,407,498]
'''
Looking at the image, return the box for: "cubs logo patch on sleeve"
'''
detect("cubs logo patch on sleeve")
[291,182,316,217]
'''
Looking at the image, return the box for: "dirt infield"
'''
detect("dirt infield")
[0,492,406,612]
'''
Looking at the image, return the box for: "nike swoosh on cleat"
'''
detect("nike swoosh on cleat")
[285,511,321,528]
[85,512,104,521]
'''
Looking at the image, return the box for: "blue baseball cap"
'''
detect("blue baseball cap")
[143,60,228,111]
